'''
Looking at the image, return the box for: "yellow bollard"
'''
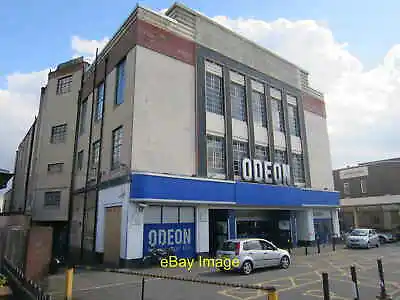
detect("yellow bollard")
[267,289,278,300]
[65,267,74,300]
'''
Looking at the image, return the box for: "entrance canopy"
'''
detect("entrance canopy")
[0,169,13,189]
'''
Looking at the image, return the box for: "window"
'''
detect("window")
[77,150,84,170]
[252,91,267,127]
[274,149,288,164]
[344,182,350,195]
[207,135,225,175]
[47,163,63,174]
[91,140,100,172]
[115,58,126,105]
[56,75,72,94]
[360,179,367,193]
[288,104,301,137]
[259,240,275,250]
[111,126,123,169]
[50,124,67,143]
[243,240,262,251]
[292,153,305,183]
[162,206,179,223]
[205,72,224,115]
[233,140,249,176]
[231,83,247,121]
[79,99,88,135]
[255,145,269,161]
[44,191,61,207]
[95,82,105,121]
[271,99,285,132]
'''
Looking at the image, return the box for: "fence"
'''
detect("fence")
[2,257,53,300]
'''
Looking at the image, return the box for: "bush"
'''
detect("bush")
[0,274,8,287]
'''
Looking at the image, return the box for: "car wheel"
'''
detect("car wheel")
[241,261,253,275]
[379,237,386,244]
[376,242,380,248]
[280,256,290,269]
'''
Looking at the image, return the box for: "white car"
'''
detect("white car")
[346,228,380,249]
[216,238,291,275]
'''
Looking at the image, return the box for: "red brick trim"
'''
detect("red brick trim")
[303,94,326,118]
[136,19,195,65]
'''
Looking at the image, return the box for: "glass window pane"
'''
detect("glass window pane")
[162,206,179,223]
[252,91,266,127]
[144,206,162,224]
[180,207,195,223]
[231,83,246,121]
[205,72,224,115]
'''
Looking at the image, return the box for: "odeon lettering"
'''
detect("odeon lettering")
[241,158,291,185]
[148,228,192,247]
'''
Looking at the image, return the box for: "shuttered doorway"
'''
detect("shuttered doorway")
[103,206,122,266]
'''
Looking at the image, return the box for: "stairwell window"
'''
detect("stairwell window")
[56,75,72,94]
[115,58,126,105]
[360,179,367,193]
[50,124,67,144]
[344,182,350,195]
[111,126,123,169]
[44,191,61,208]
[95,82,105,121]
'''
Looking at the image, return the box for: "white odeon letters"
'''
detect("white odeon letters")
[241,158,291,185]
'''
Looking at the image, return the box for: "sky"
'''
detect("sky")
[1,0,400,179]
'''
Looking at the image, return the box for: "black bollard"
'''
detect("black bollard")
[376,258,392,299]
[322,272,331,300]
[350,265,360,300]
[332,236,336,252]
[141,276,145,300]
[317,238,321,254]
[305,245,308,256]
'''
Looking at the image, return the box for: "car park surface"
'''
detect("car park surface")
[44,243,400,300]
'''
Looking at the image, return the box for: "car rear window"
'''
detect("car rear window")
[221,241,237,251]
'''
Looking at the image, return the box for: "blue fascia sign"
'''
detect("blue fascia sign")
[143,223,196,258]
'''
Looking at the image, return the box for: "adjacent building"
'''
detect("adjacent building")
[333,158,400,232]
[10,2,339,266]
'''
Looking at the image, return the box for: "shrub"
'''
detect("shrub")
[0,274,8,287]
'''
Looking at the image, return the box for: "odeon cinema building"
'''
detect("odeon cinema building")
[66,3,340,266]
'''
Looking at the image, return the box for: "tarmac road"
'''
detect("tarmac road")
[45,243,400,300]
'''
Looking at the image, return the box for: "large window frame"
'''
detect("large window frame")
[205,71,224,115]
[206,135,226,176]
[292,153,305,183]
[252,90,267,127]
[230,82,247,121]
[233,140,249,176]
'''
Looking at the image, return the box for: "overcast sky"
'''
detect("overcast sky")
[2,0,400,183]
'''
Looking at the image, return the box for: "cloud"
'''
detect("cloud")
[71,35,110,63]
[0,69,48,173]
[0,36,108,179]
[212,16,400,168]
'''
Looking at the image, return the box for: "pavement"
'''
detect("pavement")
[42,243,400,300]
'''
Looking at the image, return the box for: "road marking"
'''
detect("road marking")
[48,277,162,296]
[303,289,350,300]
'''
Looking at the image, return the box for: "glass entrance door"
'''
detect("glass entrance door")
[215,221,228,251]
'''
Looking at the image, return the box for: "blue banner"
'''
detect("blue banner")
[143,223,196,258]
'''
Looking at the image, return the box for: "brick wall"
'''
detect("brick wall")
[24,226,53,281]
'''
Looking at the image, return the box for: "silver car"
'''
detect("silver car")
[346,228,380,249]
[216,238,291,275]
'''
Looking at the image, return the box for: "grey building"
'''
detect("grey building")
[11,2,339,265]
[333,158,400,231]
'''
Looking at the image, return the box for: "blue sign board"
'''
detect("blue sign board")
[143,223,196,258]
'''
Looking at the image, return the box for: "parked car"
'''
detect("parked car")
[377,232,396,244]
[345,228,380,249]
[216,238,291,275]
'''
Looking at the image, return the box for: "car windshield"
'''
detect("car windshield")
[221,241,237,251]
[350,230,368,236]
